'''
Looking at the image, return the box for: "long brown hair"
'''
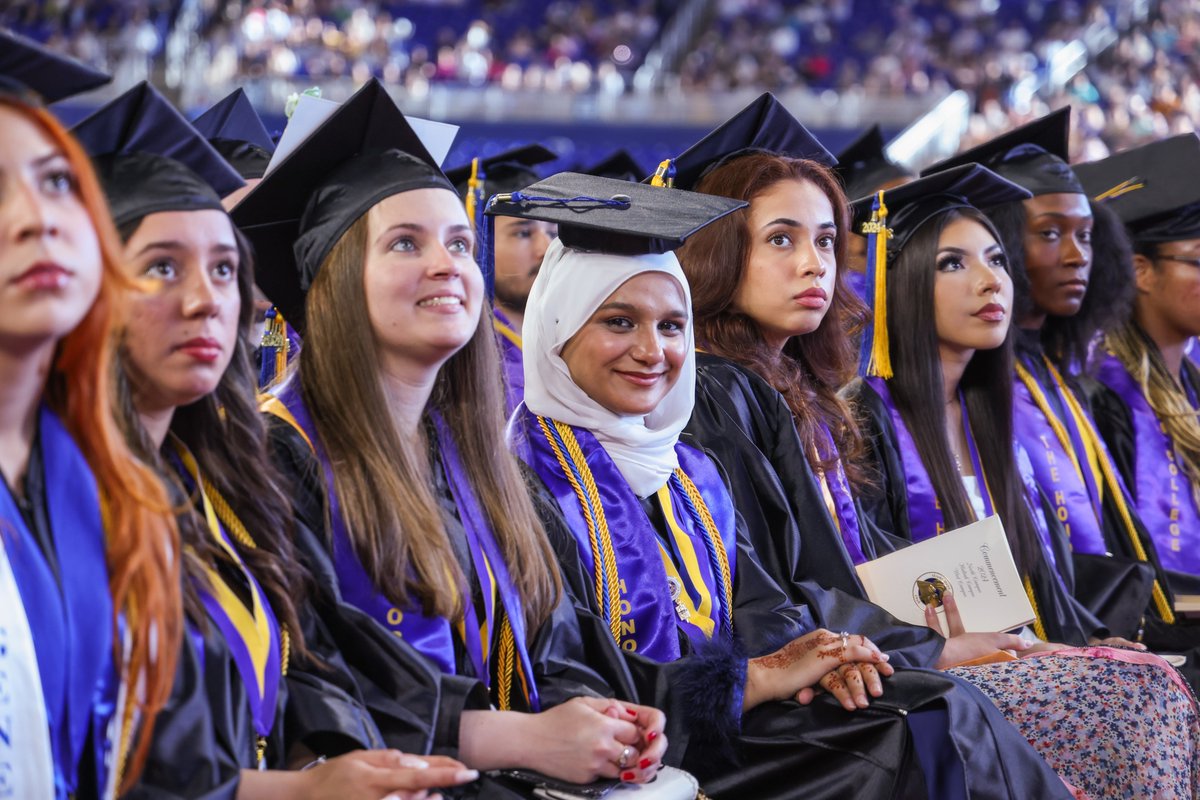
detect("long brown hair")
[677,152,871,485]
[300,209,560,630]
[1,95,182,788]
[883,207,1041,574]
[114,218,310,662]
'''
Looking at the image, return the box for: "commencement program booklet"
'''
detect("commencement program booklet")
[855,515,1035,632]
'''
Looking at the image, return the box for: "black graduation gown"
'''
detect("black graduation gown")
[268,419,624,799]
[1083,365,1200,688]
[126,494,383,798]
[685,354,948,666]
[850,379,1103,647]
[522,426,1073,800]
[1013,333,1161,638]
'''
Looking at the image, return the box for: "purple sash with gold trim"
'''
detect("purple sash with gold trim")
[1095,353,1200,575]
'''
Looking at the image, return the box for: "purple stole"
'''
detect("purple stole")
[174,451,283,761]
[513,406,737,664]
[493,309,524,416]
[866,379,992,539]
[0,407,118,797]
[814,424,866,565]
[866,379,1062,573]
[1095,353,1200,575]
[1012,354,1109,555]
[272,382,540,709]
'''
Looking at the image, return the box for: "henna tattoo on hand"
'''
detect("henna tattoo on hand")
[755,632,835,669]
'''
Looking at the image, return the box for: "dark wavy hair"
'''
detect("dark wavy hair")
[986,197,1134,372]
[883,207,1041,574]
[676,152,871,485]
[115,214,311,659]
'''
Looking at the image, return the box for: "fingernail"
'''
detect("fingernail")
[647,731,658,741]
[639,758,652,769]
[454,769,479,783]
[399,756,429,769]
[622,771,636,782]
[1021,639,1034,648]
[625,707,637,717]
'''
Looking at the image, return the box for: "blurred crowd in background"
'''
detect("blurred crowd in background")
[3,0,1197,159]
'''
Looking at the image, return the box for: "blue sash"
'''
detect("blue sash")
[268,382,539,709]
[0,407,117,797]
[514,406,737,664]
[1095,353,1200,575]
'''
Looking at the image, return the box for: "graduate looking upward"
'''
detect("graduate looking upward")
[239,79,670,790]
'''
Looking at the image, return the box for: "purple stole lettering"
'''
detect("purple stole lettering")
[1012,357,1108,555]
[493,309,525,416]
[1096,353,1200,575]
[815,424,866,564]
[514,407,737,664]
[276,383,539,708]
[0,407,117,797]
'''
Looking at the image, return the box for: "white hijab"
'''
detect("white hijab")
[522,237,696,498]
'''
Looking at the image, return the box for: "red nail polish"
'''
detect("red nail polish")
[647,730,658,741]
[622,771,636,782]
[639,759,652,769]
[625,708,637,717]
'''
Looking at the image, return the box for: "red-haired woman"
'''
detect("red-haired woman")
[0,91,181,797]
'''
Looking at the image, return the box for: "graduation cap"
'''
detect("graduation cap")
[72,81,243,228]
[1073,134,1200,244]
[191,88,275,181]
[484,172,746,257]
[835,125,913,203]
[920,108,1083,197]
[849,164,1032,378]
[584,150,647,182]
[654,92,836,191]
[231,78,455,331]
[445,143,557,234]
[0,30,110,103]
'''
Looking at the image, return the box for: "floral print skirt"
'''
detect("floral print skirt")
[949,647,1200,799]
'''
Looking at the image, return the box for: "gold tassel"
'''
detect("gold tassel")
[651,158,674,188]
[862,191,893,379]
[465,157,482,222]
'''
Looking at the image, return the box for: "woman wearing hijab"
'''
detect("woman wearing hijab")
[503,171,1080,800]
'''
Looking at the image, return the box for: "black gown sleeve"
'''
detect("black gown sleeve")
[847,379,915,550]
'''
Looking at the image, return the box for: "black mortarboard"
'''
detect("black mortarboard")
[1073,134,1200,244]
[485,172,746,256]
[835,125,913,201]
[658,93,836,191]
[231,79,454,330]
[192,88,275,180]
[73,81,243,228]
[446,143,557,198]
[584,150,647,182]
[0,30,110,103]
[849,164,1032,378]
[920,108,1084,197]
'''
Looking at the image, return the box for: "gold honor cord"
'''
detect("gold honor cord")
[1039,358,1176,623]
[537,416,624,642]
[492,316,523,349]
[672,470,735,626]
[181,447,292,766]
[1023,576,1049,641]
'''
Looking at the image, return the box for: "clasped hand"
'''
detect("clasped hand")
[746,628,893,712]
